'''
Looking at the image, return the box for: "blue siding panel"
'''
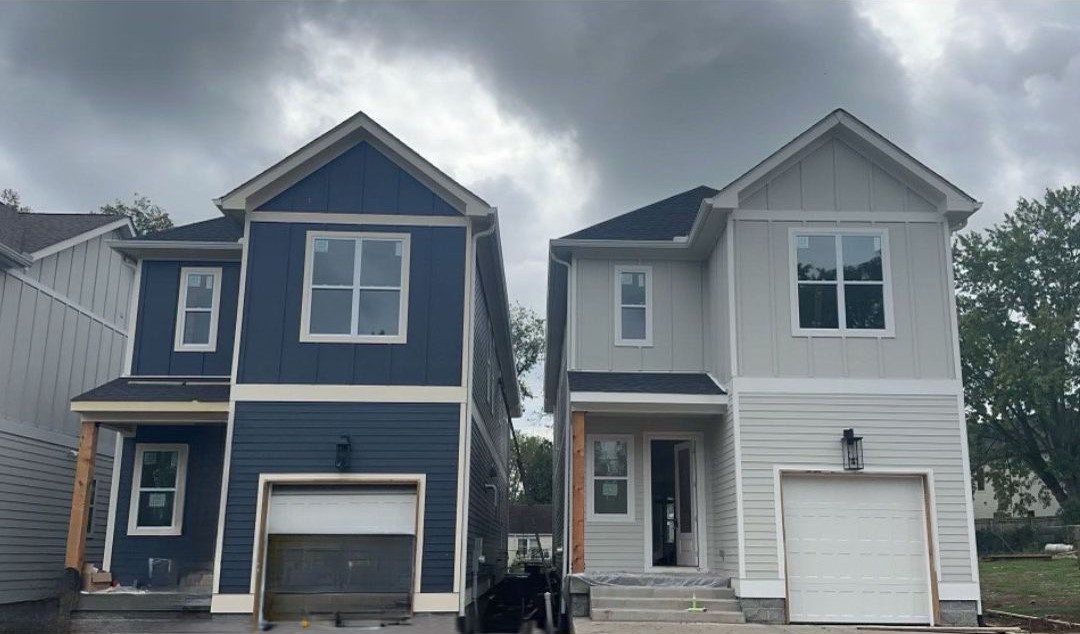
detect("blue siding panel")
[218,402,460,594]
[237,223,465,386]
[109,425,226,586]
[257,142,461,216]
[131,261,240,376]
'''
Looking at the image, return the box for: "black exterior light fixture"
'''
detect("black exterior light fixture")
[335,435,352,472]
[842,428,864,471]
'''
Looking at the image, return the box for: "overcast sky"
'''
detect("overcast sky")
[2,1,1078,430]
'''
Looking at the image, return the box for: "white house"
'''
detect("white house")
[545,110,982,626]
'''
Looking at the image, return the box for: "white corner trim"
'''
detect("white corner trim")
[413,592,460,612]
[613,264,653,347]
[210,593,255,613]
[29,217,133,261]
[249,211,469,227]
[126,443,188,537]
[174,266,223,353]
[585,434,635,522]
[122,260,142,375]
[299,230,410,345]
[731,377,962,395]
[231,383,466,403]
[732,578,786,598]
[937,582,981,601]
[102,433,124,571]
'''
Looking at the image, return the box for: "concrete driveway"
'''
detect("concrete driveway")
[573,622,872,634]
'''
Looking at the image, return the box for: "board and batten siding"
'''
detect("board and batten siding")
[573,258,705,373]
[219,402,460,595]
[130,260,240,376]
[236,222,465,386]
[0,228,131,604]
[736,392,973,583]
[582,416,718,573]
[702,235,731,385]
[732,219,956,380]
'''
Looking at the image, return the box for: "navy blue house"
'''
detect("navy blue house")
[66,112,520,624]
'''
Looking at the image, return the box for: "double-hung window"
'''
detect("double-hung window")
[792,230,892,335]
[127,444,187,536]
[174,267,222,352]
[587,435,634,520]
[301,232,410,343]
[614,266,652,346]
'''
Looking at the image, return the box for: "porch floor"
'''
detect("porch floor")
[75,587,211,612]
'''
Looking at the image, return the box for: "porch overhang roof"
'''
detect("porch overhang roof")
[570,391,728,414]
[567,371,727,413]
[71,377,230,424]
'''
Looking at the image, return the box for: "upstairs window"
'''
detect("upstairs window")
[301,232,410,343]
[174,267,222,352]
[614,266,652,346]
[128,444,187,536]
[792,230,892,335]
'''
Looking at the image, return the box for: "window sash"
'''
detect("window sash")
[587,436,634,520]
[128,444,187,536]
[304,234,409,342]
[174,267,221,351]
[794,232,888,333]
[614,267,651,345]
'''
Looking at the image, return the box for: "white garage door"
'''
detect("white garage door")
[782,475,932,624]
[268,485,417,535]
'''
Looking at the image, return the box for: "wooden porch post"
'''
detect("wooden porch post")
[571,411,585,573]
[65,421,99,570]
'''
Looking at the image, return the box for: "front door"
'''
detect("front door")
[673,441,698,566]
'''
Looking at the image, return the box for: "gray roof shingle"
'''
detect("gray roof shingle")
[0,204,124,254]
[140,216,242,242]
[567,371,725,395]
[72,377,231,402]
[561,185,719,241]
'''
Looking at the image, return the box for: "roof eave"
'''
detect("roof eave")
[0,242,32,269]
[108,239,243,260]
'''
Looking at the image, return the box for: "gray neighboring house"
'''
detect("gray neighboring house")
[546,110,984,626]
[0,203,135,606]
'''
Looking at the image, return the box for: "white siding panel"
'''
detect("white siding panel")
[736,392,974,583]
[708,407,739,577]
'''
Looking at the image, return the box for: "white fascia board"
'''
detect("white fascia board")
[71,400,231,413]
[30,217,134,261]
[108,239,242,261]
[570,391,728,414]
[215,110,491,216]
[232,383,466,403]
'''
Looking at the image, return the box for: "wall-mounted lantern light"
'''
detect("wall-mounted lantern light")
[842,428,864,471]
[335,435,352,472]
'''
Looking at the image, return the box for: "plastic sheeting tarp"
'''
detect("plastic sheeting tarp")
[569,572,731,588]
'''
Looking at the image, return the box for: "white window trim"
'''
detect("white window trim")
[127,443,188,537]
[788,227,895,338]
[613,265,653,347]
[174,266,223,352]
[586,434,635,522]
[299,231,411,344]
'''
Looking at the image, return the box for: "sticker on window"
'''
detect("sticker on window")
[204,276,213,290]
[314,238,329,253]
[797,236,809,249]
[394,241,402,257]
[874,236,881,251]
[148,493,167,508]
[601,481,619,497]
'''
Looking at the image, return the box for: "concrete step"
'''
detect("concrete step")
[590,607,746,624]
[591,596,741,611]
[590,585,735,600]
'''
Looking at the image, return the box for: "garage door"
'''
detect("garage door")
[265,485,418,620]
[782,475,932,624]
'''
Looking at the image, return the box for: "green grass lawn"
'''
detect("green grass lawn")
[980,557,1080,622]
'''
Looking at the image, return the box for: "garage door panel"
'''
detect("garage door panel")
[783,475,931,624]
[268,485,417,535]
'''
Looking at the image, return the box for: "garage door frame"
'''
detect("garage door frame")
[774,468,941,625]
[248,473,427,624]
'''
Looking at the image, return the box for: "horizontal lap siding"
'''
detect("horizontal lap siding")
[708,408,739,577]
[467,421,508,592]
[737,392,973,583]
[0,429,112,603]
[237,223,464,386]
[131,261,240,376]
[109,425,226,585]
[220,402,460,594]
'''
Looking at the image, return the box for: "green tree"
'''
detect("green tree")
[510,434,553,503]
[510,302,545,399]
[0,188,30,212]
[955,186,1080,521]
[99,193,173,235]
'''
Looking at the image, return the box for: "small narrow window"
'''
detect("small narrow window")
[302,232,410,343]
[127,444,187,536]
[793,231,890,335]
[615,266,651,346]
[174,267,222,352]
[587,435,634,520]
